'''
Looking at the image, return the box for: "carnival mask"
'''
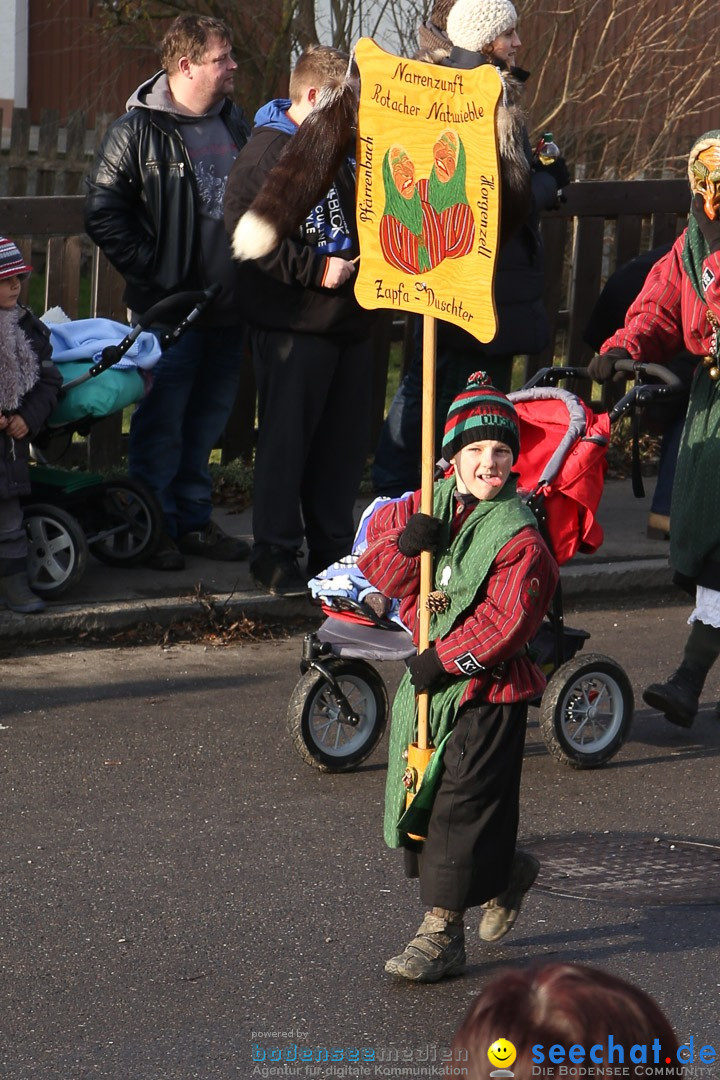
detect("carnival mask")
[691,145,720,220]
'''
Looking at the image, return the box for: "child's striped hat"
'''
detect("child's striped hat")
[442,370,520,462]
[0,237,32,280]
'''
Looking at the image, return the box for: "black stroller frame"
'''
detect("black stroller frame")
[23,287,220,597]
[286,362,686,773]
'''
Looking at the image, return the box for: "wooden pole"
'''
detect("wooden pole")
[416,313,437,751]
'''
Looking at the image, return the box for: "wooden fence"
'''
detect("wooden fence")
[0,108,112,197]
[0,177,691,469]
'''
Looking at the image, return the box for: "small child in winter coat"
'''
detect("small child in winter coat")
[357,371,558,983]
[0,237,62,613]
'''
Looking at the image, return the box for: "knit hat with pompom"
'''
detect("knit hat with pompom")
[442,370,520,461]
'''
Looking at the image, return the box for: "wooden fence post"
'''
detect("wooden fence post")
[45,236,83,318]
[8,108,30,196]
[36,109,59,196]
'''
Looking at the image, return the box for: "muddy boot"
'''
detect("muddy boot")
[479,851,540,943]
[642,663,705,729]
[385,909,466,982]
[0,572,45,614]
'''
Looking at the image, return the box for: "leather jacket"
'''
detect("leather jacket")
[84,97,249,314]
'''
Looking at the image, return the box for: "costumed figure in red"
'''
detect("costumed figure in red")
[588,130,720,731]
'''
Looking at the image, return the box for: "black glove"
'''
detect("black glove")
[537,156,571,190]
[407,647,446,692]
[397,513,442,557]
[587,347,632,383]
[691,192,720,253]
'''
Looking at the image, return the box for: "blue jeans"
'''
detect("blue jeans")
[128,325,245,539]
[650,411,684,517]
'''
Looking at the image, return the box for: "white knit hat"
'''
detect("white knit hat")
[446,0,518,52]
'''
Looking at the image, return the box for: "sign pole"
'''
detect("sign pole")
[416,313,437,752]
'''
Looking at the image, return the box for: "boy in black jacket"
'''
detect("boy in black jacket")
[224,45,375,596]
[0,238,62,613]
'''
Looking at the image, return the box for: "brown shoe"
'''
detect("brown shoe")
[479,851,540,942]
[146,535,185,571]
[385,912,466,982]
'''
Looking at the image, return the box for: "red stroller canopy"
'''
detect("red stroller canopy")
[509,387,610,566]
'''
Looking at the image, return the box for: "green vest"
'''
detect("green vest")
[384,476,537,848]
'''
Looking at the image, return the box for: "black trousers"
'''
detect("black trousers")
[408,699,528,911]
[250,327,373,566]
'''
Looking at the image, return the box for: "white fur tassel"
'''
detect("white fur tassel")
[232,210,279,261]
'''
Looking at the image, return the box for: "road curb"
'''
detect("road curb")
[0,561,677,645]
[560,558,674,597]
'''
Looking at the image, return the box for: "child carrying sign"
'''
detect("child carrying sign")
[357,373,558,982]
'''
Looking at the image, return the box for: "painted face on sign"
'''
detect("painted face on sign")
[692,145,720,221]
[433,130,459,183]
[390,146,416,199]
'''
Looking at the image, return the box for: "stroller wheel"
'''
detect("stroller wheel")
[87,479,163,567]
[287,659,388,771]
[538,653,634,768]
[24,503,89,597]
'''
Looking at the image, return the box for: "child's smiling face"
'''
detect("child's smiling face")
[0,275,23,310]
[451,439,513,501]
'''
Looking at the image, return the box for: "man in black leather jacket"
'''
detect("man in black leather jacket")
[85,14,251,570]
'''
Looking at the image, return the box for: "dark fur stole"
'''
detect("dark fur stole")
[232,78,358,261]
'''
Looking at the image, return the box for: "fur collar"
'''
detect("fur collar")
[0,306,38,413]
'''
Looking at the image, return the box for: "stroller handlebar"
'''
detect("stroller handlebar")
[610,357,684,388]
[608,359,686,423]
[526,363,687,425]
[86,285,222,378]
[135,285,221,332]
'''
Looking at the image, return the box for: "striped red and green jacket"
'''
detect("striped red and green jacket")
[603,229,720,359]
[356,489,558,704]
[379,179,447,274]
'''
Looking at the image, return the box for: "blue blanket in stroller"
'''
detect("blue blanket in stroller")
[45,317,162,428]
[308,495,412,628]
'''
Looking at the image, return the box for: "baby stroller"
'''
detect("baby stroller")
[22,287,219,597]
[286,362,684,773]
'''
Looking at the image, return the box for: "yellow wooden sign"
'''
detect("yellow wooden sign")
[354,37,502,342]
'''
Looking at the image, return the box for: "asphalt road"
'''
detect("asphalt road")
[2,596,719,1080]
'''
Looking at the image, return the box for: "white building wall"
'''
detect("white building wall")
[0,0,28,108]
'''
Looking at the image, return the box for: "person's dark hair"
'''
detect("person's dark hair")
[160,14,232,73]
[289,43,351,103]
[448,963,681,1080]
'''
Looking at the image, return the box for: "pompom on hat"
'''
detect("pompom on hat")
[442,370,520,462]
[0,237,32,281]
[446,0,518,53]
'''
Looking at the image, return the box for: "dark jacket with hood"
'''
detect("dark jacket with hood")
[84,71,250,317]
[224,99,372,339]
[1,307,61,500]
